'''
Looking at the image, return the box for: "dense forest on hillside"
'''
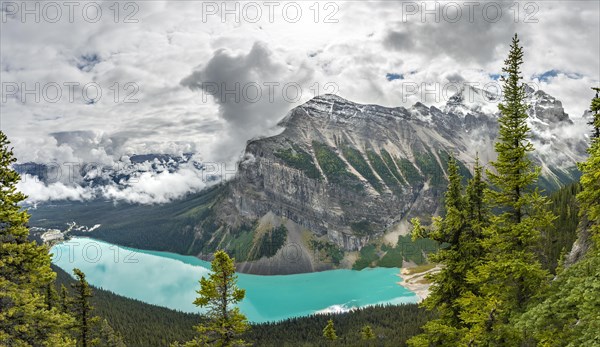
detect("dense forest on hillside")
[246,304,434,347]
[28,185,227,256]
[544,183,582,273]
[52,265,201,346]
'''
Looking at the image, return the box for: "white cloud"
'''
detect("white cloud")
[17,165,214,205]
[17,174,95,203]
[2,0,598,202]
[99,167,208,204]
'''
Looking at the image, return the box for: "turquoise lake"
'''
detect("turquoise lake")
[50,237,418,323]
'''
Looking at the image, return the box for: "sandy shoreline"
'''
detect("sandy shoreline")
[397,264,441,301]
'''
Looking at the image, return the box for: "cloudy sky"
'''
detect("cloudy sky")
[1,0,599,203]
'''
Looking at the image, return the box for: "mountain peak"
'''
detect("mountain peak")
[450,85,499,104]
[278,93,362,127]
[443,84,571,125]
[444,85,500,116]
[526,88,572,125]
[309,93,351,104]
[524,83,536,94]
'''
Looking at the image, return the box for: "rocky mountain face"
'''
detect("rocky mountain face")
[194,85,588,273]
[229,95,457,251]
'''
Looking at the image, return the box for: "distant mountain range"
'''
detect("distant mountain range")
[26,86,590,274]
[15,153,205,188]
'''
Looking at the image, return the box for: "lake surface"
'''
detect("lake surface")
[50,237,418,323]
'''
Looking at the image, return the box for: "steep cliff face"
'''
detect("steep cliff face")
[227,95,459,251]
[208,87,587,261]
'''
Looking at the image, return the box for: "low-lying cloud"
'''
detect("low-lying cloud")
[17,175,95,203]
[15,157,218,205]
[99,167,209,204]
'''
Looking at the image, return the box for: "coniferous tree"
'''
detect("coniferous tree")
[60,284,70,312]
[588,88,600,139]
[360,325,375,340]
[45,282,60,310]
[0,131,75,346]
[515,88,600,346]
[71,268,100,347]
[462,34,555,345]
[465,156,489,247]
[408,156,488,346]
[97,319,126,347]
[323,319,338,341]
[175,250,248,347]
[579,87,600,245]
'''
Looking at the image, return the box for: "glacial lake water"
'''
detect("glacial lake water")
[50,237,418,323]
